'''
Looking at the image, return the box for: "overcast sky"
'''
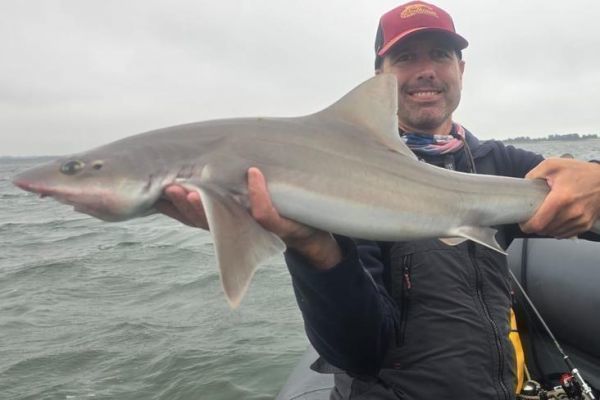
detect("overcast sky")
[1,0,599,156]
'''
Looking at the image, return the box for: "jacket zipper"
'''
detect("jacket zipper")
[397,255,412,347]
[468,243,510,400]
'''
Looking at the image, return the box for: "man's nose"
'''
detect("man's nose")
[414,58,436,80]
[415,65,436,80]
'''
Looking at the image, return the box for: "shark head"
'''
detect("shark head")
[12,151,162,221]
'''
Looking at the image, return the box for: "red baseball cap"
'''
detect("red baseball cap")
[375,1,468,60]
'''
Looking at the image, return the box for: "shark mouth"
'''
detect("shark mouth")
[12,179,56,199]
[12,178,91,209]
[13,177,137,222]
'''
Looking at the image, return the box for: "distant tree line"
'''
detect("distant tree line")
[503,133,599,143]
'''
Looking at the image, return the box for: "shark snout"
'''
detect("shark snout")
[12,177,53,198]
[12,177,35,192]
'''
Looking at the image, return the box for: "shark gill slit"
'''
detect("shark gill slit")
[143,174,155,193]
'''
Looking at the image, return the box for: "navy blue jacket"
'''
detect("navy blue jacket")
[284,131,598,399]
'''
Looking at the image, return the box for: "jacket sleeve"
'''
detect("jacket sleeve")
[285,236,400,375]
[493,142,545,178]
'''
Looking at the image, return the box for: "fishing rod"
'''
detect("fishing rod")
[509,265,596,400]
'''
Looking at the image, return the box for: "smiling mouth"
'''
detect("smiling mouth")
[411,90,441,97]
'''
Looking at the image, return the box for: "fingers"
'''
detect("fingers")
[524,160,557,180]
[160,185,209,229]
[157,169,294,233]
[519,185,559,234]
[154,199,189,225]
[160,168,341,268]
[247,167,277,225]
[521,158,600,237]
[522,194,590,237]
[247,167,294,236]
[246,168,341,268]
[246,167,297,237]
[158,169,283,232]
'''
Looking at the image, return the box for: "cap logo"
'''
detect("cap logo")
[400,3,438,19]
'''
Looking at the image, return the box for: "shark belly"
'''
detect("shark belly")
[269,182,458,241]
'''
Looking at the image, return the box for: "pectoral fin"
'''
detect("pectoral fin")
[441,226,506,254]
[191,184,286,308]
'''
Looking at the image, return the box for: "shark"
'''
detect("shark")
[12,74,600,307]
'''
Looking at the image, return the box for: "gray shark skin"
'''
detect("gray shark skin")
[12,74,600,307]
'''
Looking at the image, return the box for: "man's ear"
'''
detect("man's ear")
[458,60,465,90]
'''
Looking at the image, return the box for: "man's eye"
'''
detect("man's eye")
[393,53,412,63]
[432,49,451,59]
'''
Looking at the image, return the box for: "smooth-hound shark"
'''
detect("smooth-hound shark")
[12,74,600,307]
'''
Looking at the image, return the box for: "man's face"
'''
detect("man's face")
[377,32,465,135]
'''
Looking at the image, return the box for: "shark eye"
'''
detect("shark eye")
[60,160,85,175]
[92,161,104,170]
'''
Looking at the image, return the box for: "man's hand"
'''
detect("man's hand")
[520,158,600,238]
[155,186,208,229]
[246,168,342,269]
[156,167,342,269]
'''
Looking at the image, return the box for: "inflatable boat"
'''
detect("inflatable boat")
[276,238,600,400]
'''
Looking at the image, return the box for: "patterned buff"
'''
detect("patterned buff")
[401,123,466,156]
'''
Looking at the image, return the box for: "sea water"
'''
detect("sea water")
[1,140,599,400]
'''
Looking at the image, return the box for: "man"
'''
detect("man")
[157,2,600,398]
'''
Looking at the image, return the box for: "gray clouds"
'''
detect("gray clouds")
[1,0,599,155]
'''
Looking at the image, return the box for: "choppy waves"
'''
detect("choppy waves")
[3,141,598,399]
[0,159,305,400]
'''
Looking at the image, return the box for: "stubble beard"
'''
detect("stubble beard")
[398,107,451,133]
[398,92,460,134]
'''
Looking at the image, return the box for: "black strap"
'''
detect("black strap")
[521,238,529,291]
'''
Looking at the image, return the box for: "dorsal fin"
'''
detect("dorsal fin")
[316,74,416,159]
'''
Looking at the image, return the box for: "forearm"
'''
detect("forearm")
[285,236,399,375]
[284,231,342,269]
